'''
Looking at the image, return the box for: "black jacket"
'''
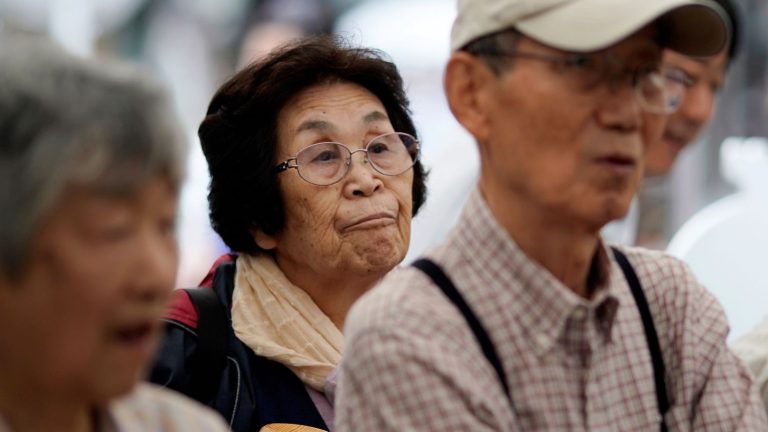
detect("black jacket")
[149,255,329,432]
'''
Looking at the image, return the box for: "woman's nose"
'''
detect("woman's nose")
[130,229,178,303]
[343,150,383,197]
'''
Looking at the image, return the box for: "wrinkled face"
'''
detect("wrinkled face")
[263,81,413,282]
[646,49,729,176]
[0,177,178,403]
[473,28,665,230]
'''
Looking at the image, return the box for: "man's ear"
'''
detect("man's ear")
[250,228,277,250]
[444,51,496,143]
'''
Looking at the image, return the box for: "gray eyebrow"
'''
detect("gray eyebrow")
[296,119,333,134]
[295,110,389,134]
[363,110,389,124]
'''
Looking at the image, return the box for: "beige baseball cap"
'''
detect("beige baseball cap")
[450,0,730,56]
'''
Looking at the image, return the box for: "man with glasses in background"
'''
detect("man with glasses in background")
[647,0,739,178]
[603,0,741,247]
[335,0,768,430]
[650,0,768,415]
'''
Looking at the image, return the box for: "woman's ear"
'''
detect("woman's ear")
[443,51,496,143]
[250,228,277,250]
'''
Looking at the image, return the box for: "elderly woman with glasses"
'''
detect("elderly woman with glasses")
[0,36,229,432]
[150,35,426,432]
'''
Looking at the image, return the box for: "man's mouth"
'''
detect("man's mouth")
[595,153,637,175]
[663,130,691,150]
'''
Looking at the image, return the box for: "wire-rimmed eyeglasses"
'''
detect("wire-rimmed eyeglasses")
[485,50,690,114]
[275,132,419,186]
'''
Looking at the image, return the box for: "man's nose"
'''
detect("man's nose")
[677,83,714,127]
[597,77,642,132]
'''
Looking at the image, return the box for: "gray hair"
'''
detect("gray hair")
[0,35,186,277]
[461,29,521,75]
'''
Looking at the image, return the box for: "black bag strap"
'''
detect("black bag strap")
[412,258,512,402]
[611,247,670,432]
[415,252,669,431]
[183,287,228,404]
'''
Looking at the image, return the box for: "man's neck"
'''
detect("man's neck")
[480,184,602,298]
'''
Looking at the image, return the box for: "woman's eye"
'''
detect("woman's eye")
[159,217,177,238]
[312,150,340,163]
[368,143,390,154]
[95,224,134,242]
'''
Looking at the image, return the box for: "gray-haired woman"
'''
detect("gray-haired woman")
[0,36,228,432]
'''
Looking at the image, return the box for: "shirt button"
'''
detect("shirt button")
[535,333,550,349]
[572,306,587,320]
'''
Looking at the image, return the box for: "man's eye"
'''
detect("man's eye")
[662,66,695,87]
[565,55,594,70]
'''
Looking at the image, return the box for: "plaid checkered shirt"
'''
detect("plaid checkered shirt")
[336,189,767,431]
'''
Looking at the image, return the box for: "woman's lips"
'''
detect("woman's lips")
[341,212,396,232]
[111,320,159,358]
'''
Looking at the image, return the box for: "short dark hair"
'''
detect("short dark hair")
[199,35,427,254]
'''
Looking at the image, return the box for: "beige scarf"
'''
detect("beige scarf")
[231,254,343,391]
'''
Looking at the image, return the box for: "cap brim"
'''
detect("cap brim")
[515,0,729,56]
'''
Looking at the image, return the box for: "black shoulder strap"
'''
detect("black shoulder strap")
[611,247,670,432]
[183,287,228,404]
[411,258,512,402]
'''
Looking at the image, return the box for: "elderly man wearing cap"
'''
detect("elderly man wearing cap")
[335,0,768,430]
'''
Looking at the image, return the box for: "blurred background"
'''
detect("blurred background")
[1,0,767,339]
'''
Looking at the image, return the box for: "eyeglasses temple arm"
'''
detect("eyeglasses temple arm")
[275,159,298,173]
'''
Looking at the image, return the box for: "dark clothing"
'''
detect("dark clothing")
[149,255,328,432]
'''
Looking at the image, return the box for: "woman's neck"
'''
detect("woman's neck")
[0,382,96,432]
[288,272,380,330]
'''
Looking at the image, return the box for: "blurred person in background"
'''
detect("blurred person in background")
[603,0,740,246]
[732,316,768,414]
[336,0,768,430]
[645,0,740,177]
[644,1,768,412]
[237,0,334,69]
[0,35,228,432]
[725,0,768,399]
[150,35,426,432]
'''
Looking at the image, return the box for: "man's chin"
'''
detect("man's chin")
[594,198,634,229]
[647,136,689,176]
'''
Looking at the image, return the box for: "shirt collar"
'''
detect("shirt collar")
[453,188,622,355]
